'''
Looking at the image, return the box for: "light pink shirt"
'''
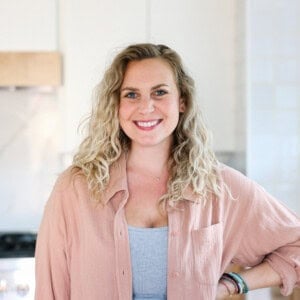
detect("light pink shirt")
[35,155,300,299]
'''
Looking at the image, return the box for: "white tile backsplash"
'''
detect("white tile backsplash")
[275,86,300,109]
[248,0,300,218]
[275,5,299,34]
[250,14,274,37]
[251,110,277,133]
[250,37,274,57]
[275,60,300,83]
[251,60,274,83]
[274,36,300,57]
[251,85,274,109]
[275,111,299,134]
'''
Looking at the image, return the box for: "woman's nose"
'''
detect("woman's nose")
[138,97,155,114]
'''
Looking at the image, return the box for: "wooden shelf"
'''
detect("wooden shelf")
[0,51,62,87]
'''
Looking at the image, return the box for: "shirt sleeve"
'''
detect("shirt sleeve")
[35,176,70,300]
[226,169,300,296]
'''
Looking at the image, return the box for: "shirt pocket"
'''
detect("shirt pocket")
[191,222,223,285]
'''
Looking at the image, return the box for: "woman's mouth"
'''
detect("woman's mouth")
[134,119,162,130]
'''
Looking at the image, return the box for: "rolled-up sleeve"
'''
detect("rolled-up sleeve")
[260,189,300,295]
[265,242,300,295]
[227,169,300,296]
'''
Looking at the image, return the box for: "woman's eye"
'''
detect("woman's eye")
[125,92,137,99]
[155,89,167,96]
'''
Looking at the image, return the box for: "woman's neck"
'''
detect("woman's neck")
[127,144,170,177]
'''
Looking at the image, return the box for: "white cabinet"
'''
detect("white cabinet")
[149,0,242,152]
[60,0,148,152]
[0,0,57,50]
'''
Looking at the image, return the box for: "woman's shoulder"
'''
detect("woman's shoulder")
[218,163,248,184]
[44,166,92,218]
[52,166,88,194]
[217,163,254,199]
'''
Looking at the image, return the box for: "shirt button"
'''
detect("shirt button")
[170,271,180,278]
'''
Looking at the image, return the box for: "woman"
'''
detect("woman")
[35,43,300,299]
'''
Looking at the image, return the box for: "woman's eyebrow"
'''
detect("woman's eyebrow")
[120,87,138,92]
[151,84,169,90]
[120,84,169,92]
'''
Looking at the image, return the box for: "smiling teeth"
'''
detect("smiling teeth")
[137,120,159,127]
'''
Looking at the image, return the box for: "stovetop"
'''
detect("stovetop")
[0,233,36,258]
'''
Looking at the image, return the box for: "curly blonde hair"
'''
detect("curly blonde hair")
[73,43,221,206]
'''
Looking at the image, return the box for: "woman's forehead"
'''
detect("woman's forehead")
[121,58,177,87]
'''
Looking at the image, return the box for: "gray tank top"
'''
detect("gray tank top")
[127,225,168,300]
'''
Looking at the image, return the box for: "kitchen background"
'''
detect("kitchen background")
[0,0,299,299]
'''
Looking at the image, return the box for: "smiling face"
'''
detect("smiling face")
[118,58,185,150]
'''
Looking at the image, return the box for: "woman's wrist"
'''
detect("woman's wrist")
[219,272,249,296]
[219,279,237,296]
[220,272,249,295]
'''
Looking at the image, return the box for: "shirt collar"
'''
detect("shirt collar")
[182,184,200,202]
[101,153,200,205]
[102,153,128,205]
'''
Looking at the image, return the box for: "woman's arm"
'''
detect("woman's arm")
[220,166,300,298]
[35,176,70,300]
[217,261,281,298]
[240,261,281,290]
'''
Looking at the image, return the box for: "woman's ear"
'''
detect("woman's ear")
[179,98,186,112]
